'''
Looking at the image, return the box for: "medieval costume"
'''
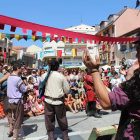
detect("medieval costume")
[41,60,70,140]
[85,72,101,118]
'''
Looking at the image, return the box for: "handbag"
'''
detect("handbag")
[3,96,11,111]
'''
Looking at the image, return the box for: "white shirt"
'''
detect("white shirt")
[110,78,121,91]
[41,71,69,105]
[120,74,126,83]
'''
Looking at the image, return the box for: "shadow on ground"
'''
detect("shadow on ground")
[22,124,38,136]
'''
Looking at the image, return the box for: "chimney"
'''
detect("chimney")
[70,26,72,28]
[124,6,127,9]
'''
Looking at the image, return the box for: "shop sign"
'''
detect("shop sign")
[44,50,54,54]
[62,62,82,66]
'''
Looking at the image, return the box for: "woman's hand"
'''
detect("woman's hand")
[82,49,100,71]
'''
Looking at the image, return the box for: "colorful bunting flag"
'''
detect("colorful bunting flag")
[31,36,36,41]
[27,35,31,40]
[81,39,85,43]
[58,36,62,41]
[46,37,50,42]
[72,49,75,57]
[39,36,43,42]
[10,26,16,32]
[57,50,62,58]
[102,44,105,52]
[15,34,19,41]
[43,37,46,42]
[42,32,46,37]
[54,37,58,42]
[0,33,1,40]
[66,37,69,42]
[72,38,76,42]
[35,36,39,41]
[64,37,66,43]
[23,35,27,41]
[22,28,27,33]
[3,52,6,58]
[75,38,78,43]
[75,48,77,56]
[0,24,4,30]
[6,34,11,40]
[51,34,54,39]
[32,31,36,36]
[79,47,86,49]
[10,34,15,40]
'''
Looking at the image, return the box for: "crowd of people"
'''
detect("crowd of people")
[0,57,134,120]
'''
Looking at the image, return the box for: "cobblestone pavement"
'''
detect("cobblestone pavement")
[0,110,121,140]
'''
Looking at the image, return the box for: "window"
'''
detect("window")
[4,48,6,52]
[91,28,93,29]
[75,28,77,29]
[108,53,110,59]
[79,28,81,29]
[86,28,88,29]
[129,43,133,49]
[112,52,115,60]
[112,26,114,34]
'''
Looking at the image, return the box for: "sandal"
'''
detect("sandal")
[72,111,76,114]
[75,110,78,113]
[7,132,13,137]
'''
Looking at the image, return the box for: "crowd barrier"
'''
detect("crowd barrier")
[88,125,118,140]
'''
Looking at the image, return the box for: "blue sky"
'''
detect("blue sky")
[0,0,136,48]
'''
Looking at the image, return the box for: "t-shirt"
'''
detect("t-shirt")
[110,78,121,91]
[71,82,78,98]
[108,72,120,77]
[120,74,126,83]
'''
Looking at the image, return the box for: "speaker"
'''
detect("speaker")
[88,125,118,140]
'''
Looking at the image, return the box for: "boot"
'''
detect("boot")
[47,131,54,140]
[62,130,69,140]
[93,110,102,118]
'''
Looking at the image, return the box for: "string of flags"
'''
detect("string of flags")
[0,14,138,44]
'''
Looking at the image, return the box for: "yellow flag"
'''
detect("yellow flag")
[15,34,19,41]
[72,49,75,57]
[64,37,66,43]
[0,33,1,40]
[31,36,35,42]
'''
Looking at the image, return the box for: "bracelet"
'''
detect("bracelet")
[91,70,99,74]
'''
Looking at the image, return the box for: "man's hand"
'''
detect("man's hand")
[82,49,100,71]
[120,69,126,75]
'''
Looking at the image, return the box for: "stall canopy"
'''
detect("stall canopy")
[0,14,138,44]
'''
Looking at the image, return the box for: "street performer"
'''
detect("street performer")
[7,63,30,140]
[41,60,69,140]
[82,38,140,140]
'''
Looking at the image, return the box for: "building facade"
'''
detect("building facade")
[43,24,98,66]
[96,6,140,65]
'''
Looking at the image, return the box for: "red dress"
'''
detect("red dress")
[85,75,96,102]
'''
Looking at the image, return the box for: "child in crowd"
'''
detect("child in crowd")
[104,76,110,88]
[75,94,83,111]
[110,72,121,91]
[65,94,78,114]
[70,77,78,98]
[34,83,39,97]
[28,77,34,90]
[78,77,85,97]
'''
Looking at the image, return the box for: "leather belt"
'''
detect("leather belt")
[45,96,64,102]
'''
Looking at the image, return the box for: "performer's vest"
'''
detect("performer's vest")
[115,101,140,140]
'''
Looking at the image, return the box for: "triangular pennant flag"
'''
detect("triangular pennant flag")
[58,36,62,41]
[6,34,11,40]
[75,38,78,43]
[46,37,50,42]
[0,24,4,30]
[78,38,81,43]
[19,35,23,40]
[85,39,87,43]
[117,43,120,50]
[75,48,77,56]
[15,34,19,41]
[32,31,36,36]
[90,40,93,44]
[43,37,46,42]
[39,36,43,42]
[64,37,66,43]
[102,44,105,52]
[72,49,75,57]
[81,39,85,43]
[72,38,76,42]
[51,34,54,39]
[94,40,97,44]
[23,35,27,41]
[10,26,16,32]
[0,33,1,40]
[42,32,46,37]
[69,38,72,43]
[10,34,15,40]
[22,28,27,33]
[27,35,31,40]
[54,37,58,42]
[31,36,36,42]
[35,36,39,41]
[57,50,59,58]
[66,37,69,42]
[57,50,62,58]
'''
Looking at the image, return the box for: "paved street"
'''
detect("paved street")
[0,110,121,140]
